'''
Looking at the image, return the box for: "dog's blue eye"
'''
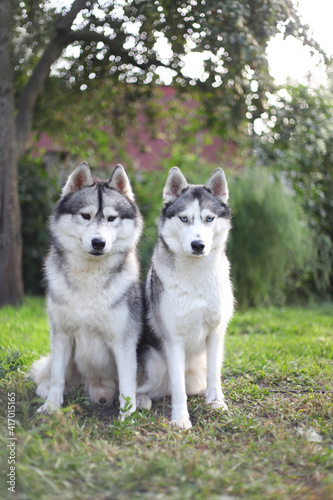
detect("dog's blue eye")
[206,216,215,223]
[108,216,117,222]
[179,216,188,223]
[81,213,91,221]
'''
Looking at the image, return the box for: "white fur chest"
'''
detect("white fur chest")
[158,253,233,348]
[46,254,133,341]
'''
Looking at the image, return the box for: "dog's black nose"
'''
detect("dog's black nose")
[92,238,106,251]
[191,240,205,253]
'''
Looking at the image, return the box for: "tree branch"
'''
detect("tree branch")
[16,17,170,153]
[16,35,65,153]
[15,0,91,153]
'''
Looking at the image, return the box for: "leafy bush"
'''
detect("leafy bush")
[19,154,59,294]
[255,84,333,298]
[0,349,23,380]
[227,167,313,308]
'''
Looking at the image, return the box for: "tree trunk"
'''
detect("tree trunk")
[0,0,128,306]
[0,0,23,306]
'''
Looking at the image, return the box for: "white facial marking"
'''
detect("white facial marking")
[81,219,117,256]
[162,199,230,257]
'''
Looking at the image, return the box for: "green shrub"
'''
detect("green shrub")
[131,169,163,276]
[255,84,333,298]
[227,167,313,309]
[19,154,59,294]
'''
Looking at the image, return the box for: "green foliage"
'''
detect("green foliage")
[12,2,58,95]
[18,154,59,294]
[132,169,163,275]
[34,79,157,164]
[228,167,313,308]
[0,297,49,368]
[256,84,333,297]
[11,0,320,147]
[0,350,22,381]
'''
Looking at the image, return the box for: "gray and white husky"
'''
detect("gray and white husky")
[137,167,234,429]
[30,162,143,417]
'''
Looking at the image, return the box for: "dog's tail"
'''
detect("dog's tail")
[30,354,84,400]
[29,355,52,399]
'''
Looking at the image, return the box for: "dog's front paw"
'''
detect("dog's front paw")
[171,418,192,430]
[136,394,152,411]
[208,399,229,412]
[37,399,62,414]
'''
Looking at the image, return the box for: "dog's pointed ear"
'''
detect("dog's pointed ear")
[107,164,134,201]
[62,162,93,196]
[163,167,188,203]
[205,168,229,203]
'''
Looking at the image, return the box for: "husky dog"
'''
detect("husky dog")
[137,167,234,429]
[30,162,143,417]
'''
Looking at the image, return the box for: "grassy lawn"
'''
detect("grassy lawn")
[0,297,332,499]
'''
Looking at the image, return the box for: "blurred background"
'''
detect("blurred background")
[4,0,332,309]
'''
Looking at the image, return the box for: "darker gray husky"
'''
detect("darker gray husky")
[30,162,143,418]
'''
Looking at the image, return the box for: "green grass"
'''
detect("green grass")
[0,297,49,367]
[0,298,332,499]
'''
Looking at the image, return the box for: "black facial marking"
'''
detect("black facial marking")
[96,184,104,220]
[103,184,139,221]
[161,185,230,221]
[54,186,97,220]
[54,179,140,222]
[201,187,231,218]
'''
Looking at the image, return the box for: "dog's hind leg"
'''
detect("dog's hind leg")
[136,394,152,411]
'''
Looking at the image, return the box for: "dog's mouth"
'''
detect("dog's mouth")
[89,251,105,257]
